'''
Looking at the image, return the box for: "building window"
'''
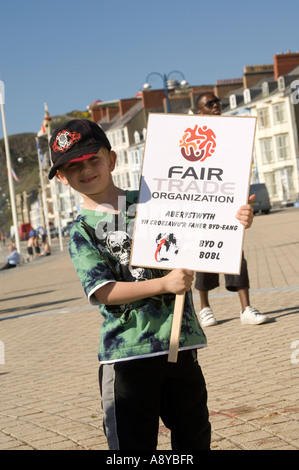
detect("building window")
[117,151,128,166]
[275,134,290,160]
[109,130,126,147]
[244,89,251,104]
[287,167,294,190]
[112,174,117,186]
[117,153,122,167]
[117,131,121,146]
[132,150,139,165]
[260,138,274,164]
[126,172,131,188]
[278,76,285,91]
[108,132,114,147]
[134,131,140,143]
[257,108,270,129]
[120,173,125,188]
[262,82,269,97]
[264,172,277,197]
[273,102,286,124]
[230,95,237,109]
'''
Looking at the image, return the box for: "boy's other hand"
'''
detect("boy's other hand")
[235,194,255,229]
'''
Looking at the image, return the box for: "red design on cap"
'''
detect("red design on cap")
[52,129,81,153]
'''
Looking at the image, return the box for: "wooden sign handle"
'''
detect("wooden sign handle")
[168,292,186,363]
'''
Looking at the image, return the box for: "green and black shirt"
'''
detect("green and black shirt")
[69,190,206,363]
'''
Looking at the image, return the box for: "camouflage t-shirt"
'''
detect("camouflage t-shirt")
[69,190,207,363]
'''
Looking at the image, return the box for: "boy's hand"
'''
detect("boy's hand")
[162,268,194,295]
[235,194,256,229]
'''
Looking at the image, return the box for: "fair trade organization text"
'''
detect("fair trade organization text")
[150,165,235,203]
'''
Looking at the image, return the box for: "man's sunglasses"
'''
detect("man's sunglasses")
[205,98,221,108]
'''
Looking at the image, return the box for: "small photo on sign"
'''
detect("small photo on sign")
[155,233,179,262]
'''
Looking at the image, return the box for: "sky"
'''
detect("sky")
[0,0,298,139]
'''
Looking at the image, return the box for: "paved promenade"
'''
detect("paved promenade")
[0,207,298,450]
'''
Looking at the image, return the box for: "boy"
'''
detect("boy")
[48,119,255,450]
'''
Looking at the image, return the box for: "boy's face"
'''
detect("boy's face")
[56,148,116,196]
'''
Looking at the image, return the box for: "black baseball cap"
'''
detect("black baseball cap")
[48,119,111,179]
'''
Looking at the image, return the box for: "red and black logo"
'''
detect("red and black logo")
[179,125,216,162]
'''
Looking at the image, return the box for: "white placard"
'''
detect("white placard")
[130,113,256,274]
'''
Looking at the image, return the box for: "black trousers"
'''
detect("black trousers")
[0,263,16,270]
[99,350,211,450]
[195,253,250,292]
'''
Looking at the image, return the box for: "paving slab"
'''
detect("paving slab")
[0,207,298,450]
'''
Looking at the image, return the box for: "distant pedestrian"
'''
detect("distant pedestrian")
[0,244,20,270]
[33,235,41,256]
[27,235,34,261]
[37,240,51,257]
[39,226,47,243]
[1,233,5,246]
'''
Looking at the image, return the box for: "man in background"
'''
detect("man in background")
[194,92,269,327]
[0,244,20,270]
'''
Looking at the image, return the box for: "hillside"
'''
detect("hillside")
[0,132,44,195]
[0,110,91,229]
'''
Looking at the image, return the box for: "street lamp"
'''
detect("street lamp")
[143,70,188,113]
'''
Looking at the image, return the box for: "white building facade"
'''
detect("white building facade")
[224,66,299,207]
